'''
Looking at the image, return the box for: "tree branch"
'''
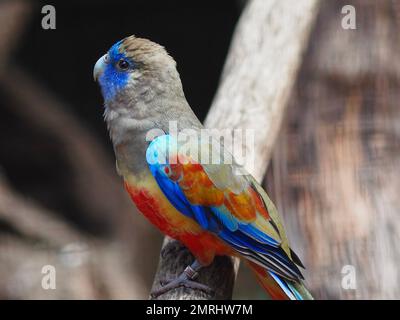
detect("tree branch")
[0,0,31,70]
[0,67,156,299]
[150,0,319,300]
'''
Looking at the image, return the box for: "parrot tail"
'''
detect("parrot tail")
[247,261,313,300]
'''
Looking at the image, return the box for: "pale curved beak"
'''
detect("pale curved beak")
[93,54,106,81]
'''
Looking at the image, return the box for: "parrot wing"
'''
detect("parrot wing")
[146,134,304,282]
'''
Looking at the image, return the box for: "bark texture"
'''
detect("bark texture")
[267,0,400,299]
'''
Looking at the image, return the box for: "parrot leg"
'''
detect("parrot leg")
[150,260,214,298]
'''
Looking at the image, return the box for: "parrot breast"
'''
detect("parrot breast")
[123,174,234,265]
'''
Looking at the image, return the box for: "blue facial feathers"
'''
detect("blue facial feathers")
[97,40,134,101]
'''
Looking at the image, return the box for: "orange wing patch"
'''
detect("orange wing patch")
[224,189,256,222]
[176,162,225,206]
[249,187,271,220]
[167,156,271,224]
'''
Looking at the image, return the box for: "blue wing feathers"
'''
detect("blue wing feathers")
[192,206,209,229]
[147,135,303,284]
[238,223,280,247]
[152,169,193,216]
[268,271,304,300]
[210,206,238,232]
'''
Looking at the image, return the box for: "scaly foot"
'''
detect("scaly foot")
[150,260,214,298]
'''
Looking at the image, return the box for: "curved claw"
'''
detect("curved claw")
[151,277,214,298]
[150,259,213,298]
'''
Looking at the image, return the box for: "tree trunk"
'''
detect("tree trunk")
[267,0,400,299]
[150,0,319,300]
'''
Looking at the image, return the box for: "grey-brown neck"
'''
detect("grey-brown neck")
[104,66,202,175]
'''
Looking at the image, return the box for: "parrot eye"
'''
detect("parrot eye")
[104,54,110,63]
[117,59,130,71]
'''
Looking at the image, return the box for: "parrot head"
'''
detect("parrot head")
[93,35,181,104]
[93,35,201,148]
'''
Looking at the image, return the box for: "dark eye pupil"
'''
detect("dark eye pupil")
[118,59,129,70]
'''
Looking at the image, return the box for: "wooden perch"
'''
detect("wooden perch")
[150,0,319,300]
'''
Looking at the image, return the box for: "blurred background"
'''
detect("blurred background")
[0,0,400,299]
